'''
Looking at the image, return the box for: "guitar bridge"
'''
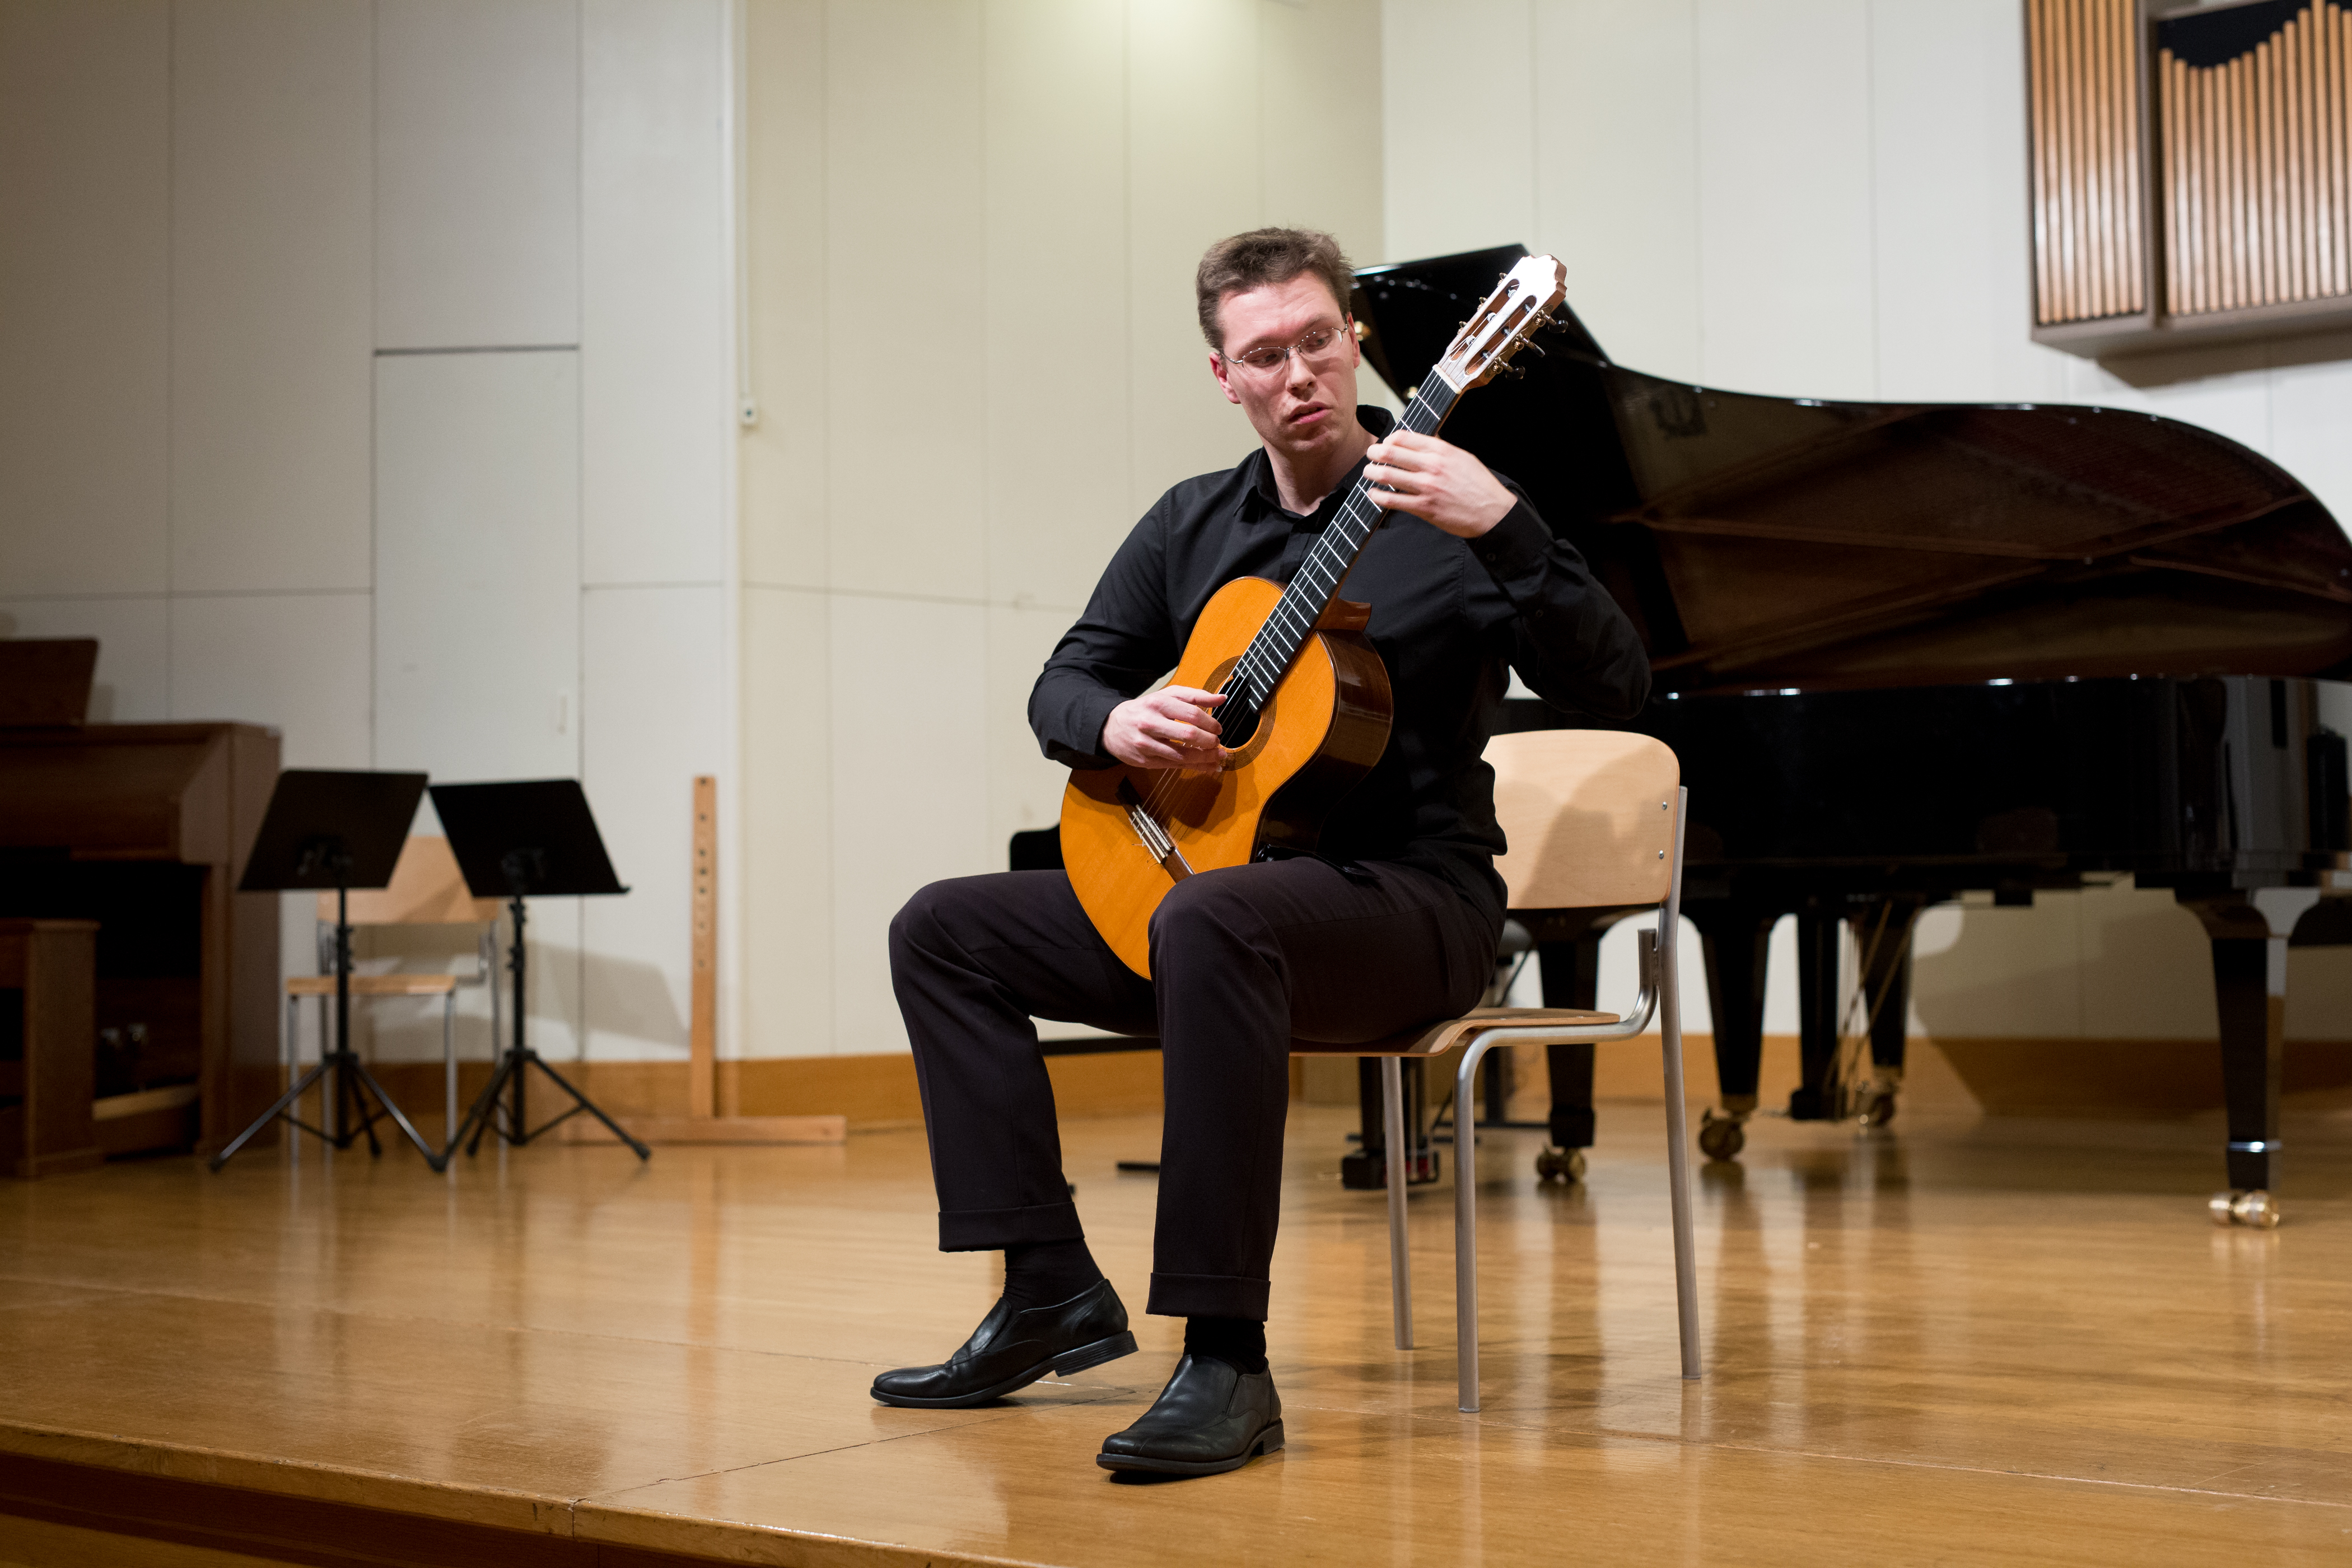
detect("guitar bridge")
[1116,780,1192,881]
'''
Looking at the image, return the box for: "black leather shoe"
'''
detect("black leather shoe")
[871,1278,1136,1409]
[1095,1355,1283,1476]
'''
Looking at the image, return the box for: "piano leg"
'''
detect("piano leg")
[1788,908,1844,1122]
[1692,903,1775,1160]
[1534,936,1599,1183]
[1343,1056,1438,1190]
[2183,895,2284,1227]
[1853,899,1922,1128]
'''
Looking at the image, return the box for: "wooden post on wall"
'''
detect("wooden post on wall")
[690,774,718,1118]
[563,775,846,1147]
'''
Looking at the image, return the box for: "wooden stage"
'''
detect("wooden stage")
[2,1100,2349,1567]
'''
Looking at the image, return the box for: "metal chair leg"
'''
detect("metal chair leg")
[1381,1055,1414,1350]
[284,995,298,1153]
[442,992,458,1149]
[1662,787,1702,1379]
[1454,1032,1499,1413]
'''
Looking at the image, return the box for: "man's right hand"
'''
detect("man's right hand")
[1102,687,1226,772]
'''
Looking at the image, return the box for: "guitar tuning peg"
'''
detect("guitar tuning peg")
[1502,365,1527,380]
[1522,340,1547,358]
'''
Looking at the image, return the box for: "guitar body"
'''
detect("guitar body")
[1060,575,1393,977]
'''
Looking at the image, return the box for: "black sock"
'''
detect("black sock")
[1002,1238,1102,1309]
[1183,1315,1268,1375]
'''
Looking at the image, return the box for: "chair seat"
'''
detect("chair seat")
[1290,1005,1620,1058]
[285,973,459,998]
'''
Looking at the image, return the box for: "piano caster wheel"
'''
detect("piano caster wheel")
[1534,1147,1586,1183]
[1697,1109,1746,1163]
[1857,1087,1897,1128]
[2210,1189,2281,1229]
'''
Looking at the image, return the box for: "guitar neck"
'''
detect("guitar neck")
[1221,368,1460,716]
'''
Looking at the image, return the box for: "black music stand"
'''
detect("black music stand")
[433,780,648,1161]
[211,769,443,1172]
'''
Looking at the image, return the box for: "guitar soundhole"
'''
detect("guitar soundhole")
[1220,701,1262,750]
[1208,655,1266,754]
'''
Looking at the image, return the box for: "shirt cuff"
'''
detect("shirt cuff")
[1042,686,1124,770]
[1466,500,1552,592]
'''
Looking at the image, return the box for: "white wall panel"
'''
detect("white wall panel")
[1868,0,2070,405]
[1259,0,1384,260]
[2072,885,2219,1040]
[374,351,582,785]
[1127,0,1264,511]
[986,604,1076,854]
[829,597,990,1056]
[1533,0,1701,380]
[2068,340,2274,451]
[169,592,372,767]
[740,585,833,1057]
[1380,0,1534,265]
[1911,899,2084,1038]
[0,596,167,722]
[824,0,986,599]
[171,0,374,595]
[982,0,1130,610]
[580,585,724,1060]
[738,0,829,592]
[0,0,169,597]
[2271,343,2352,531]
[1696,0,1875,399]
[375,0,581,349]
[582,0,728,587]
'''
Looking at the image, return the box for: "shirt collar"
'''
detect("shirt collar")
[1240,404,1398,533]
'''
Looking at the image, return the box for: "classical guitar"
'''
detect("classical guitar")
[1060,254,1569,977]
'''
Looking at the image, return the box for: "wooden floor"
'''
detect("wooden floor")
[2,1097,2349,1567]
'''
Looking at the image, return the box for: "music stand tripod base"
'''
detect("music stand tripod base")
[430,780,649,1162]
[212,769,446,1173]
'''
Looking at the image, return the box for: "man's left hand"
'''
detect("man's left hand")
[1362,430,1516,539]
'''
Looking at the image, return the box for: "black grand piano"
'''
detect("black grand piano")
[1352,246,2352,1223]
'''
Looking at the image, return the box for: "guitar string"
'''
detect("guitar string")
[1134,374,1452,820]
[1133,367,1459,819]
[1131,367,1460,825]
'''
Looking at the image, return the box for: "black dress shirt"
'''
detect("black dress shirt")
[1029,404,1652,926]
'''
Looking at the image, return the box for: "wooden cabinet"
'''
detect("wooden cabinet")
[0,920,102,1178]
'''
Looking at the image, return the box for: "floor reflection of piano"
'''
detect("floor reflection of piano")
[0,722,282,1156]
[1353,246,2352,1219]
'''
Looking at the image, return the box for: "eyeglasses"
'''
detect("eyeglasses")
[1221,321,1351,376]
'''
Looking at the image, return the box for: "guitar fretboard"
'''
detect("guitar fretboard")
[1219,368,1460,727]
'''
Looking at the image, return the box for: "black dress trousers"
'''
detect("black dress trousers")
[888,857,1496,1321]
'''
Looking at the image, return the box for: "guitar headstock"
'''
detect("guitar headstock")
[1431,254,1569,393]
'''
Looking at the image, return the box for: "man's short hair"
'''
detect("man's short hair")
[1194,227,1354,352]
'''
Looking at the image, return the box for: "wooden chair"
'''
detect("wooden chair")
[286,837,498,1138]
[1290,729,1700,1412]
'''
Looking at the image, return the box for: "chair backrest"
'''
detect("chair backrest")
[315,837,498,927]
[1487,730,1681,911]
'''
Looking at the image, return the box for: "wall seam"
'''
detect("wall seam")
[720,0,748,1083]
[574,0,590,1063]
[1691,0,1706,380]
[818,0,837,1057]
[1864,0,1882,400]
[1527,0,1539,249]
[367,0,379,775]
[164,0,178,720]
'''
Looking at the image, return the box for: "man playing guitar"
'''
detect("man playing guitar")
[875,228,1649,1476]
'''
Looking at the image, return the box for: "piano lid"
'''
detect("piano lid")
[1352,245,2352,694]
